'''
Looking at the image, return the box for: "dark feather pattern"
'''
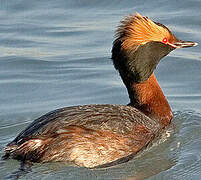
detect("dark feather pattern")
[5,105,161,167]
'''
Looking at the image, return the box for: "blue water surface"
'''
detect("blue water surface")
[0,0,201,179]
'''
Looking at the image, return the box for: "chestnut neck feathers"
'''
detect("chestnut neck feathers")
[111,13,175,124]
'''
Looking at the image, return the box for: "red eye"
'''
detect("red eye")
[162,38,168,44]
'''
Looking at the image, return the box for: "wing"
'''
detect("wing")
[9,104,159,146]
[4,104,162,167]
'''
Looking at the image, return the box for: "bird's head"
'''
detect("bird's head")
[112,13,197,83]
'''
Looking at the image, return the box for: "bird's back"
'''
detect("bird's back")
[4,104,160,168]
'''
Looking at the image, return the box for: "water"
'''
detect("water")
[0,0,201,179]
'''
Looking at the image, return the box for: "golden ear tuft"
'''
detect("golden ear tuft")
[117,13,174,51]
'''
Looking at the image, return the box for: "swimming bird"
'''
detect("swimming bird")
[3,13,197,168]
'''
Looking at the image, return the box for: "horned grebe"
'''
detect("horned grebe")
[3,13,197,168]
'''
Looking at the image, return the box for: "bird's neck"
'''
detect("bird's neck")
[128,73,173,126]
